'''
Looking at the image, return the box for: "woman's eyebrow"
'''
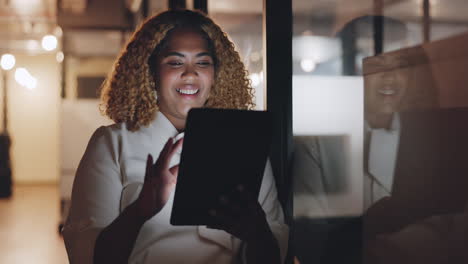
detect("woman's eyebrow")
[163,51,212,58]
[164,51,184,58]
[196,52,212,57]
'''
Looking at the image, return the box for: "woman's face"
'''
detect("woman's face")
[153,28,215,129]
[364,56,410,115]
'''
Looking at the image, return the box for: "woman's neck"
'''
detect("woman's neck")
[160,111,186,132]
[366,112,395,130]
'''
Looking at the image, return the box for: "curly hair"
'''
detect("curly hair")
[100,9,255,131]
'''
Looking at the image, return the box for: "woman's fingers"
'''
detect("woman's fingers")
[168,165,179,181]
[144,154,154,181]
[138,137,183,219]
[206,185,268,240]
[157,137,183,170]
[164,138,183,169]
[146,136,183,184]
[156,138,174,168]
[173,137,184,153]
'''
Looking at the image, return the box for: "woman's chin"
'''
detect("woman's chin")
[180,104,204,116]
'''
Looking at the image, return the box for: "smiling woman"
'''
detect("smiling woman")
[100,10,255,132]
[62,9,288,264]
[150,27,215,131]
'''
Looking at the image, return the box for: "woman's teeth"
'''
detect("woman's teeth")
[378,88,396,95]
[176,88,199,95]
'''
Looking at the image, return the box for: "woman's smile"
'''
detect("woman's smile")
[176,88,199,95]
[175,84,200,96]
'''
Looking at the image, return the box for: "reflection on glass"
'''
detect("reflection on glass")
[363,50,438,209]
[209,3,264,109]
[292,3,371,264]
[292,2,468,262]
[293,135,349,218]
[363,33,468,263]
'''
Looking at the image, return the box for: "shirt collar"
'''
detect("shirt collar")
[149,111,185,141]
[365,112,401,133]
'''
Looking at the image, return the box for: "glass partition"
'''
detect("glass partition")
[291,0,468,263]
[209,1,265,109]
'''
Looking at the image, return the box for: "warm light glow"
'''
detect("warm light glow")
[249,73,261,87]
[42,35,58,51]
[15,68,37,90]
[293,36,341,63]
[1,54,16,70]
[300,59,317,72]
[54,26,63,38]
[250,51,261,62]
[26,40,40,51]
[11,0,41,15]
[56,52,64,63]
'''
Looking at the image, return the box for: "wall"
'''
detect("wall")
[4,54,61,184]
[293,75,364,217]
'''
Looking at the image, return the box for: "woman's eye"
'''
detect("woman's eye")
[167,61,183,66]
[197,61,213,67]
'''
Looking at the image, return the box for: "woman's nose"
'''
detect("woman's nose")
[382,72,395,83]
[181,65,198,80]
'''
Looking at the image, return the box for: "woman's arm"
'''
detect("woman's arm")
[244,211,281,264]
[93,202,146,264]
[93,138,183,264]
[208,190,281,264]
[208,158,288,264]
[209,163,285,264]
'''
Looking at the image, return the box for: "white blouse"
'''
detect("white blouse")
[63,111,289,264]
[364,114,401,209]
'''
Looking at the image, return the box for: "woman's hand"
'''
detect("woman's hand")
[208,186,281,263]
[135,137,183,221]
[208,186,270,242]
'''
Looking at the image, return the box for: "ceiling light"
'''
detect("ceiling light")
[56,52,64,63]
[15,68,37,90]
[1,54,16,71]
[249,73,261,87]
[300,59,317,73]
[293,36,341,63]
[42,35,58,51]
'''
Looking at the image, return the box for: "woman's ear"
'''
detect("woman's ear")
[153,89,159,105]
[152,69,160,91]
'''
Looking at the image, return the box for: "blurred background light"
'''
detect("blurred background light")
[1,54,16,70]
[11,0,42,15]
[56,52,64,63]
[42,35,58,51]
[15,67,37,90]
[300,58,317,72]
[250,72,261,87]
[293,35,341,63]
[250,51,261,62]
[54,26,63,38]
[26,40,41,52]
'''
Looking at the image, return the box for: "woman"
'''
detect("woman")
[63,9,288,264]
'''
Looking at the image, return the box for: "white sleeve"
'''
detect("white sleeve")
[241,159,290,263]
[62,126,123,264]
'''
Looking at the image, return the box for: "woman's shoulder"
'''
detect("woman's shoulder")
[86,122,135,149]
[91,122,143,139]
[87,120,157,151]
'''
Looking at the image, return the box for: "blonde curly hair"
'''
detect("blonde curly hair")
[100,9,255,131]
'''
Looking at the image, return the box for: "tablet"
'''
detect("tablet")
[170,108,273,226]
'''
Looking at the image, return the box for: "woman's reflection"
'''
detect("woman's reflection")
[363,45,468,264]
